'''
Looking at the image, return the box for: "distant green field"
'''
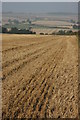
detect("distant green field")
[3,22,71,30]
[3,23,30,29]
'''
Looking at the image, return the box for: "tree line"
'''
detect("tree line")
[40,30,78,35]
[1,27,78,35]
[2,27,36,34]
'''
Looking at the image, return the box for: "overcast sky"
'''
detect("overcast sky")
[2,0,79,2]
[2,2,78,13]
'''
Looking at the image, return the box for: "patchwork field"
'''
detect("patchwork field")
[32,28,77,34]
[2,34,78,118]
[32,20,73,27]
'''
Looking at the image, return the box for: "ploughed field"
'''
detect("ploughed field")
[2,34,78,118]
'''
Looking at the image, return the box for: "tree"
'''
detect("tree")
[2,27,8,33]
[45,33,48,35]
[27,19,31,24]
[70,19,75,23]
[73,25,78,29]
[13,19,19,24]
[10,27,18,33]
[66,30,73,35]
[2,27,36,34]
[57,30,65,35]
[8,19,12,24]
[40,33,44,35]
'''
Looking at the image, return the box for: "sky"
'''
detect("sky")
[2,0,79,2]
[2,2,78,13]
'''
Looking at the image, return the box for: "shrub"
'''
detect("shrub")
[40,33,44,35]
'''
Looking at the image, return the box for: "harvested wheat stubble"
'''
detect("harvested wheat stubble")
[2,34,78,119]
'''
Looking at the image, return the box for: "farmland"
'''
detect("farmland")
[2,34,78,118]
[2,12,78,35]
[32,20,74,27]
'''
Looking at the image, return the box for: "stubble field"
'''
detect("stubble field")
[2,34,78,118]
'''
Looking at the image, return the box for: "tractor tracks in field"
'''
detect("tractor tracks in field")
[25,41,66,118]
[2,35,78,118]
[4,39,67,118]
[2,38,62,80]
[2,38,57,69]
[2,39,51,65]
[2,37,50,53]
